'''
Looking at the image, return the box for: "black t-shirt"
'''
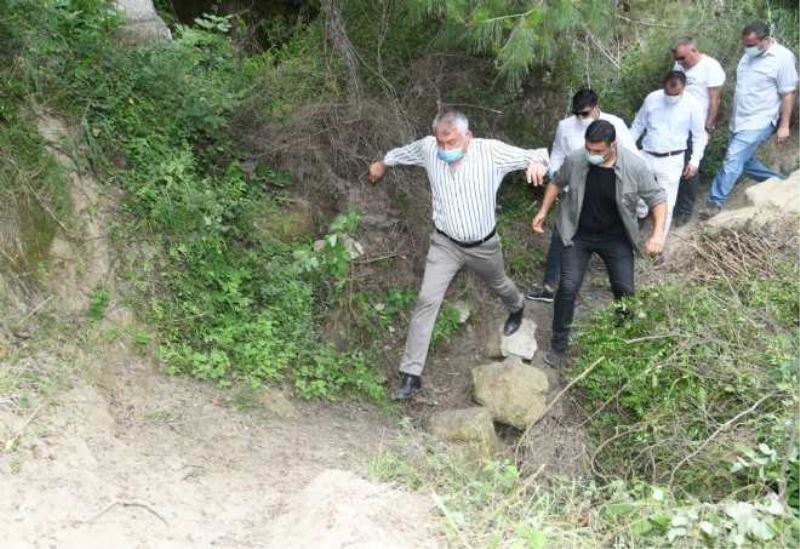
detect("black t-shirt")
[576,165,626,239]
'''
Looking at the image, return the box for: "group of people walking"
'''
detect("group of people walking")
[368,21,797,400]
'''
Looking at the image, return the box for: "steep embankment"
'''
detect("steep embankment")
[0,114,444,548]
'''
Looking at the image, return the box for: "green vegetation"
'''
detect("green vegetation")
[1,0,798,545]
[573,228,799,510]
[1,1,385,399]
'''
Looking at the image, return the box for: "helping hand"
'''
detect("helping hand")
[682,164,698,179]
[644,234,665,257]
[531,211,547,234]
[526,161,547,186]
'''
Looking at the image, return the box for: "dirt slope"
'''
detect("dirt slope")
[0,113,443,548]
[0,347,439,547]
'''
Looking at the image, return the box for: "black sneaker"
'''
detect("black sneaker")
[543,350,567,368]
[525,286,555,303]
[673,213,691,228]
[392,374,421,401]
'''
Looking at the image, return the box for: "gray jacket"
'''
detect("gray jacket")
[554,147,666,254]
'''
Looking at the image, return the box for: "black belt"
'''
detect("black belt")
[436,227,496,248]
[644,149,686,158]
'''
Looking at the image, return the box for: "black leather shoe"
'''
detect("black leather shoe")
[503,305,525,336]
[392,374,421,401]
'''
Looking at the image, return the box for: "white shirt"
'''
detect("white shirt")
[383,136,548,242]
[732,41,799,132]
[630,90,707,166]
[673,54,726,123]
[549,112,638,175]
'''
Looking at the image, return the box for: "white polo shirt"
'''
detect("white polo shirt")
[732,41,798,132]
[673,54,726,122]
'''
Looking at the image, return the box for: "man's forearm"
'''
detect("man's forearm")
[539,183,561,215]
[650,202,667,238]
[778,92,796,129]
[706,88,722,129]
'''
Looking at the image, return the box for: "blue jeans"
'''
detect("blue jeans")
[707,124,783,207]
[543,228,562,288]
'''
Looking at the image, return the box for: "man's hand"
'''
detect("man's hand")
[368,161,386,184]
[776,126,790,144]
[682,164,698,179]
[526,161,547,186]
[644,234,665,257]
[531,211,547,234]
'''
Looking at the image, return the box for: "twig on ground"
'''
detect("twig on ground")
[668,393,774,487]
[539,357,603,422]
[624,333,679,344]
[80,500,169,527]
[4,402,45,451]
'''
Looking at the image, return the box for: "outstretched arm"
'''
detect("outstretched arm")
[369,137,431,184]
[490,140,549,182]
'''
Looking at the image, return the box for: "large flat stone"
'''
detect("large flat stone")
[428,407,499,450]
[472,356,550,429]
[500,317,537,360]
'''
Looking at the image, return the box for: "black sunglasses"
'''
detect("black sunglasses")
[574,110,593,117]
[674,56,686,62]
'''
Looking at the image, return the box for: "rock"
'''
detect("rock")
[113,0,172,43]
[264,469,443,548]
[260,388,299,420]
[313,234,364,259]
[342,235,365,259]
[709,171,800,229]
[428,407,498,450]
[452,301,471,324]
[472,356,550,429]
[500,317,537,360]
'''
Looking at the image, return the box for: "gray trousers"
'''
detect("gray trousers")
[399,232,523,376]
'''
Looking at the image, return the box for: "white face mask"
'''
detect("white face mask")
[664,93,682,105]
[577,116,593,128]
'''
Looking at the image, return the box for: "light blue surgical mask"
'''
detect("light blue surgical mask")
[744,45,762,58]
[664,93,682,105]
[437,148,465,164]
[586,151,606,165]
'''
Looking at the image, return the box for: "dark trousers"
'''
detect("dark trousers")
[543,228,563,288]
[551,233,635,353]
[675,134,699,217]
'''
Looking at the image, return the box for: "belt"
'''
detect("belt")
[644,149,686,158]
[436,227,496,248]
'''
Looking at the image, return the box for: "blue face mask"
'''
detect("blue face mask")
[744,45,762,58]
[437,148,465,164]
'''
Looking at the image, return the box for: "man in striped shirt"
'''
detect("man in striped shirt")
[369,110,549,400]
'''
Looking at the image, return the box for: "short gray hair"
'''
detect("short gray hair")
[671,36,696,53]
[432,110,469,134]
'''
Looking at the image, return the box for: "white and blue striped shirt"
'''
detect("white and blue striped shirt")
[384,136,548,242]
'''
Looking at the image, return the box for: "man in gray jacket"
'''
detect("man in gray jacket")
[531,120,667,367]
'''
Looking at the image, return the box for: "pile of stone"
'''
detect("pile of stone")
[428,317,555,454]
